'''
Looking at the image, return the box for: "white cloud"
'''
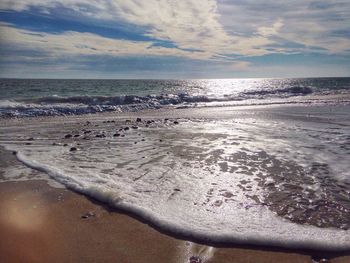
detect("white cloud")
[0,22,212,59]
[0,0,349,60]
[0,0,282,58]
[218,0,350,54]
[257,19,284,37]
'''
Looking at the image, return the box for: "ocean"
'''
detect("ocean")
[0,78,349,250]
[1,78,349,117]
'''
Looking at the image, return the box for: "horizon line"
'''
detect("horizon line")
[1,76,350,80]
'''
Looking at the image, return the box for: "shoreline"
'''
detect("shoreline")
[1,147,349,262]
[1,103,350,262]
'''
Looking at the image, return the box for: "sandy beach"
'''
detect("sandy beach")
[0,106,349,263]
[1,148,349,263]
[1,0,350,259]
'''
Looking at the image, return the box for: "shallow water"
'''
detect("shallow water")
[0,104,349,250]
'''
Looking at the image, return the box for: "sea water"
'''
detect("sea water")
[1,78,349,117]
[0,78,349,250]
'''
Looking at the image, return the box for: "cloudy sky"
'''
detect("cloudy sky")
[0,0,349,78]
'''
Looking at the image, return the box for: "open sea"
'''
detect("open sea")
[0,78,349,117]
[0,78,349,250]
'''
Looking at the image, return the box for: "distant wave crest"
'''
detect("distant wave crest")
[1,85,349,118]
[243,86,313,96]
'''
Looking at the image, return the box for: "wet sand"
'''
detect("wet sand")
[1,105,350,262]
[0,147,349,263]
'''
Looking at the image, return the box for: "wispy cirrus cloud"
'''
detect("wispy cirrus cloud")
[2,0,350,56]
[0,0,349,78]
[218,0,350,54]
[0,22,209,59]
[0,0,290,58]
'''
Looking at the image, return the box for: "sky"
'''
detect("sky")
[0,0,349,79]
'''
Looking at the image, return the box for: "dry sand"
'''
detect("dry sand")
[0,148,349,263]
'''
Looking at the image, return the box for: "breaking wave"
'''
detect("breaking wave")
[0,84,349,118]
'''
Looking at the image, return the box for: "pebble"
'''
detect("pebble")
[81,211,95,219]
[124,127,130,131]
[70,147,77,152]
[64,134,72,139]
[136,118,142,122]
[131,126,138,129]
[189,256,202,263]
[173,121,179,125]
[113,133,121,137]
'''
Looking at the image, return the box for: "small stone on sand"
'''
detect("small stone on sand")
[81,211,95,219]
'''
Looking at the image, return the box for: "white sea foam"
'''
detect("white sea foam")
[0,162,64,188]
[1,89,350,118]
[0,113,349,251]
